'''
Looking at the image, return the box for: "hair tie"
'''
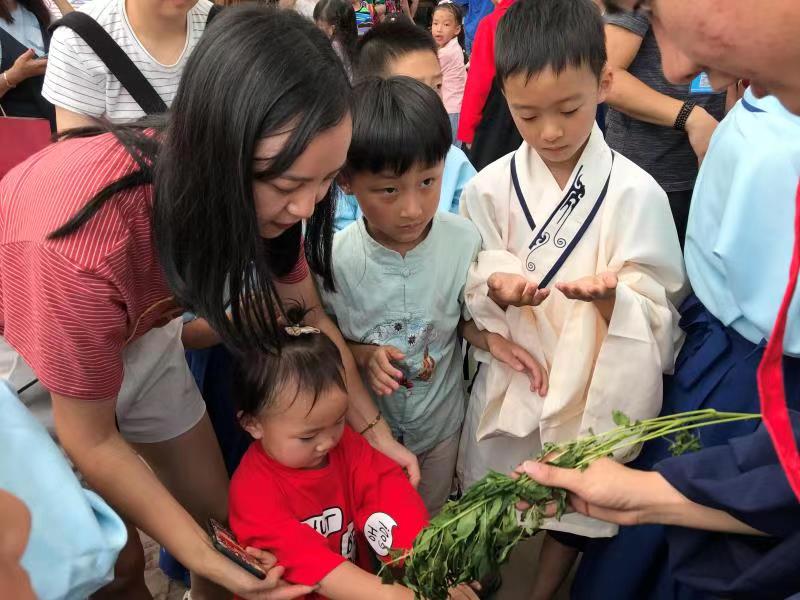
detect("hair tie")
[285,325,321,337]
[437,0,455,4]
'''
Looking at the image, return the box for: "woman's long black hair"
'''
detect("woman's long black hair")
[49,6,352,355]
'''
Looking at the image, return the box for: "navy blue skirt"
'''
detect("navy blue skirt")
[572,294,800,600]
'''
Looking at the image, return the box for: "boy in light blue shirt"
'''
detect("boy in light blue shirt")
[320,77,546,516]
[333,20,477,233]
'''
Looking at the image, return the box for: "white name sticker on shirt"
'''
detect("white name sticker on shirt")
[690,72,714,94]
[364,512,397,557]
[302,507,344,538]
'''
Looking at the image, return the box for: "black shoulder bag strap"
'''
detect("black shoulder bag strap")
[50,12,168,115]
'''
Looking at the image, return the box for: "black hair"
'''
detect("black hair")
[432,1,462,25]
[495,0,606,84]
[356,20,438,81]
[48,7,351,356]
[314,0,358,74]
[1,0,49,27]
[234,305,346,417]
[346,76,451,176]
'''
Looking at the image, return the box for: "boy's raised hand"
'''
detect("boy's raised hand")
[487,273,549,309]
[486,333,548,395]
[366,345,406,396]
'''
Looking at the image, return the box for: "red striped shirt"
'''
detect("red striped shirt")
[0,133,307,401]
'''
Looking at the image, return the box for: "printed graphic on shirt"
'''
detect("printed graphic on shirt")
[364,512,397,557]
[302,507,344,538]
[360,318,438,387]
[690,72,715,95]
[340,521,356,560]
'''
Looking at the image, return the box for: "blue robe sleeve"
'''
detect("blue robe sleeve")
[653,411,800,599]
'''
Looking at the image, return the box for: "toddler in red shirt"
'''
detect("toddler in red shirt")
[228,308,478,600]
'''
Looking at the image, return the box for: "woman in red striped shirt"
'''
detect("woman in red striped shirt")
[0,6,419,599]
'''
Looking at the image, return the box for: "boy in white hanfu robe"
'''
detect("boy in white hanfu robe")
[456,0,687,596]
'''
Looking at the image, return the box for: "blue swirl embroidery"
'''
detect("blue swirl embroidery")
[526,166,586,272]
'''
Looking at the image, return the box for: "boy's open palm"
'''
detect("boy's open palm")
[487,273,549,309]
[367,345,406,396]
[555,271,618,302]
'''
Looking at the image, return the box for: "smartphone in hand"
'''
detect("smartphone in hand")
[207,518,267,580]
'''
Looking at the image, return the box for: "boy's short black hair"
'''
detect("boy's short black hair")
[356,20,438,80]
[346,76,451,176]
[496,0,606,84]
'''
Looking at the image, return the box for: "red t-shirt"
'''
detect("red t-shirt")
[229,427,428,598]
[0,133,308,400]
[457,0,516,144]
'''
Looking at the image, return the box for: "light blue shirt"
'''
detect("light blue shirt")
[320,212,482,453]
[685,89,800,356]
[0,4,45,63]
[334,145,477,232]
[0,382,126,599]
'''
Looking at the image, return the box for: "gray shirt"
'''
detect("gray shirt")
[604,11,725,192]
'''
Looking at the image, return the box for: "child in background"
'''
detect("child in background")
[321,76,546,516]
[314,0,359,81]
[432,1,467,146]
[335,20,476,231]
[457,0,686,597]
[229,309,479,600]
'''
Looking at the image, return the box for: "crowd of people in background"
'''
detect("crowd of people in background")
[1,0,799,599]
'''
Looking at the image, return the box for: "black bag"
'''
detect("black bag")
[469,79,522,171]
[49,4,222,115]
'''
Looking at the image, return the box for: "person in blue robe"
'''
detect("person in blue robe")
[570,88,800,600]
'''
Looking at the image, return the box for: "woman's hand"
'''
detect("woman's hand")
[486,333,548,395]
[447,583,481,600]
[514,457,765,535]
[364,345,406,396]
[487,273,549,309]
[5,50,47,86]
[685,105,719,164]
[206,544,316,600]
[367,425,421,488]
[514,458,665,526]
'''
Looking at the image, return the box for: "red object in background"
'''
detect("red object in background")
[757,181,800,500]
[0,115,51,180]
[456,0,515,145]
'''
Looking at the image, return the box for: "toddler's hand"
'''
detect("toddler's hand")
[486,333,548,395]
[487,273,549,309]
[555,271,617,302]
[447,583,481,600]
[366,345,406,396]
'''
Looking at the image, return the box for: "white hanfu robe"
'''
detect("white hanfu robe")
[457,125,687,537]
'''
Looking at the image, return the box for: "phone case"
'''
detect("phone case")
[208,519,267,580]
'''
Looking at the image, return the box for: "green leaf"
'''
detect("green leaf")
[612,409,631,427]
[668,430,702,456]
[455,512,478,540]
[393,408,759,599]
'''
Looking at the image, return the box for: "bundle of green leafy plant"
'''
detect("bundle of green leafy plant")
[380,409,759,600]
